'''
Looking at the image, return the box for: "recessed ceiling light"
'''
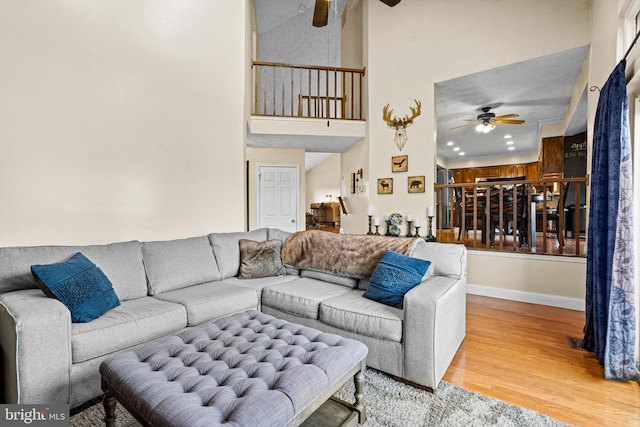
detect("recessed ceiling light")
[453,147,460,151]
[508,146,515,151]
[504,135,512,139]
[446,141,454,146]
[459,152,465,156]
[506,140,514,145]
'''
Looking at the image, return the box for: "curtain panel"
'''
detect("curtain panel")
[583,60,636,380]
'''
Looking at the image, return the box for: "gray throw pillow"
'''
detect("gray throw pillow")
[238,239,286,279]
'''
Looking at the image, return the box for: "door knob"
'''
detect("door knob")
[291,219,296,223]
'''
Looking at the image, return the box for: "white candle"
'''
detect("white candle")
[407,215,413,222]
[374,217,380,226]
[414,218,420,227]
[367,206,373,216]
[427,206,434,217]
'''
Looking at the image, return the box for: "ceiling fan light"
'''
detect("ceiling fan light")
[481,124,491,133]
[475,124,484,132]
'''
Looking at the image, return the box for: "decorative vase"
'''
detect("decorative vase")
[388,224,401,236]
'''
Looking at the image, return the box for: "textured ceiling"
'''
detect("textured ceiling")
[436,45,589,163]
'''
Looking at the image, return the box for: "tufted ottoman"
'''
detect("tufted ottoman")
[99,310,368,427]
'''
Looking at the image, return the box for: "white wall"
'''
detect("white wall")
[363,0,591,234]
[305,154,341,208]
[352,0,592,305]
[0,0,249,246]
[340,138,371,234]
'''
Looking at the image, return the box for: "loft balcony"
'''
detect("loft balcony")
[247,61,366,151]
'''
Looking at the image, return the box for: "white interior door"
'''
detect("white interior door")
[258,165,299,232]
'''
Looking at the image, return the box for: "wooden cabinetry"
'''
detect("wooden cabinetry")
[451,161,539,183]
[527,162,539,180]
[449,135,567,183]
[541,136,564,175]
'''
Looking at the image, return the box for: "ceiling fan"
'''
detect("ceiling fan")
[313,0,401,27]
[449,106,525,133]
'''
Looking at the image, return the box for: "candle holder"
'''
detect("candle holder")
[426,216,436,242]
[374,225,380,235]
[406,220,414,237]
[367,215,373,235]
[414,225,421,238]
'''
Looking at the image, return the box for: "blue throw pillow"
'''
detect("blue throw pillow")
[362,250,431,309]
[31,252,120,323]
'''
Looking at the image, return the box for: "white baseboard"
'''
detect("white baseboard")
[466,284,585,311]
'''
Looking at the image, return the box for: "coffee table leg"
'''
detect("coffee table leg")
[103,389,117,427]
[353,366,366,423]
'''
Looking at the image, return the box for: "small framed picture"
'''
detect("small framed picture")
[378,178,393,194]
[391,155,408,173]
[408,176,425,193]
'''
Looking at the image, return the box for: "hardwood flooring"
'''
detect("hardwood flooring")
[443,295,640,427]
[437,228,587,256]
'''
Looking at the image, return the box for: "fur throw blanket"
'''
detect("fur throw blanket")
[282,230,423,279]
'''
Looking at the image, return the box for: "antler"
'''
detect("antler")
[382,99,421,128]
[382,104,395,125]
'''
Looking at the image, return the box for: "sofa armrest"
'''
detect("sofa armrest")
[402,275,466,390]
[0,289,71,403]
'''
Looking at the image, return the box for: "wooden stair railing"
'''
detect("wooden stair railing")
[252,61,365,120]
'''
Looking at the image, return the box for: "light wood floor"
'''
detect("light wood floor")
[438,228,587,256]
[443,295,640,427]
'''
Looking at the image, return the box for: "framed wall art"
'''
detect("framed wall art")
[377,178,393,194]
[407,176,425,193]
[391,155,408,173]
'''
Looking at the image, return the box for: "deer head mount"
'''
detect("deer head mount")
[382,99,421,151]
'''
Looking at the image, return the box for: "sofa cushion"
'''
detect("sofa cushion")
[71,296,186,363]
[363,250,430,309]
[153,281,259,326]
[320,290,404,342]
[267,228,292,246]
[209,229,269,279]
[0,241,147,300]
[267,228,298,273]
[300,270,358,288]
[238,239,286,279]
[31,252,121,323]
[261,278,351,320]
[80,242,148,301]
[411,240,466,279]
[143,237,221,295]
[222,275,299,303]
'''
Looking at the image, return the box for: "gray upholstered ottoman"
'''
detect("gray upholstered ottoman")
[100,310,367,427]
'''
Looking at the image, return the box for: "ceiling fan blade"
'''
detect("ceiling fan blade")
[380,0,401,6]
[494,119,525,125]
[449,123,476,130]
[493,114,519,120]
[463,119,481,122]
[313,0,329,27]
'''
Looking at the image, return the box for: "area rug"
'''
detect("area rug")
[70,369,571,426]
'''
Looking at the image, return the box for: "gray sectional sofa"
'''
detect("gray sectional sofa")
[0,228,467,408]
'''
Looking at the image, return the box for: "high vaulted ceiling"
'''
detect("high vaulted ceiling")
[250,2,590,169]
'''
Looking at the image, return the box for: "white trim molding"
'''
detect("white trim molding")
[466,283,585,311]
